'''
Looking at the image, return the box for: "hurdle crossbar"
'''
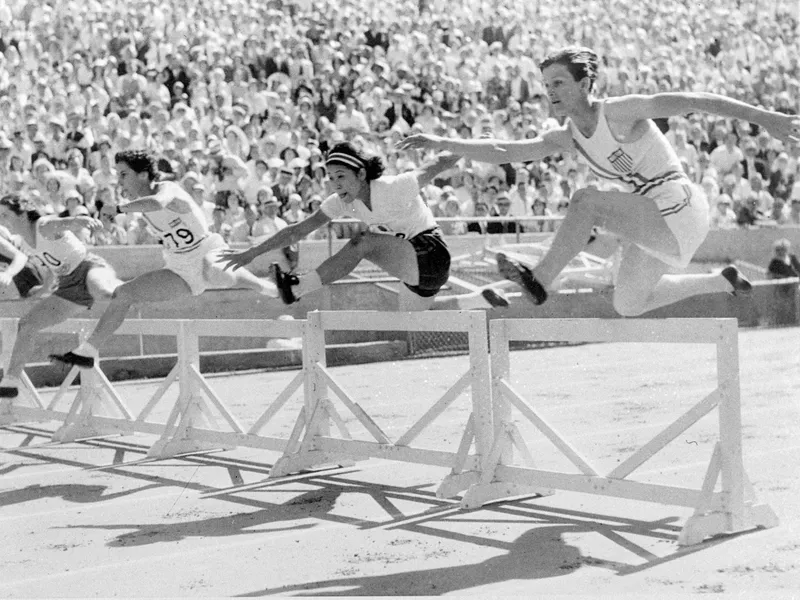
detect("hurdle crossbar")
[481,318,778,546]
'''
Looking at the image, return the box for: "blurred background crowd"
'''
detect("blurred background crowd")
[0,0,799,248]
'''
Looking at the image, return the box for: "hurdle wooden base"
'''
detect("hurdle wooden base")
[486,318,778,546]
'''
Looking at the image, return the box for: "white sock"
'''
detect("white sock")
[295,270,323,298]
[74,342,98,357]
[259,279,279,297]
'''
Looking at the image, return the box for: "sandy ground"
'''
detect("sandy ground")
[1,325,799,599]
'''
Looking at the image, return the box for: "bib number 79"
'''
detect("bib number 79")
[163,228,195,249]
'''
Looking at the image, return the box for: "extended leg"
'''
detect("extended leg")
[1,296,83,397]
[612,244,748,316]
[50,270,193,368]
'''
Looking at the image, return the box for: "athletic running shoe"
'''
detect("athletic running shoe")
[721,266,752,296]
[48,351,95,369]
[272,263,299,305]
[0,386,18,398]
[496,253,548,305]
[481,288,510,308]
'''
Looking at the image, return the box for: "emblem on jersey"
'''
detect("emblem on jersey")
[608,148,634,173]
[169,217,184,228]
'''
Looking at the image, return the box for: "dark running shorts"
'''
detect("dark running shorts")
[13,266,43,298]
[0,254,43,298]
[54,254,114,309]
[404,228,451,298]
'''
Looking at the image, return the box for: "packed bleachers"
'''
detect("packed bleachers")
[0,0,798,248]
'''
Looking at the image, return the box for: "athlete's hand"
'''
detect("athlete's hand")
[763,112,800,145]
[216,247,257,271]
[0,272,13,287]
[397,134,444,152]
[81,217,103,232]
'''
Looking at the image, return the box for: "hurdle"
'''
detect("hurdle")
[269,310,498,501]
[479,317,778,546]
[0,317,309,467]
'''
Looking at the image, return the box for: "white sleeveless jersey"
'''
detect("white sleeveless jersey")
[19,219,88,277]
[320,172,437,240]
[569,101,688,198]
[140,181,210,254]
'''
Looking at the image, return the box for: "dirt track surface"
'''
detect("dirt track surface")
[1,325,799,598]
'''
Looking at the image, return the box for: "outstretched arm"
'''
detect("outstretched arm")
[415,152,462,189]
[605,93,800,143]
[0,236,28,285]
[398,127,573,165]
[37,215,102,240]
[217,209,332,271]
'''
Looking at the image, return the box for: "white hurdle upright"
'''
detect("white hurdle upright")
[0,318,309,467]
[269,310,497,501]
[478,317,778,546]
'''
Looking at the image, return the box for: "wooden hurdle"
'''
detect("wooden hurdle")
[0,318,309,468]
[269,310,498,501]
[480,317,778,546]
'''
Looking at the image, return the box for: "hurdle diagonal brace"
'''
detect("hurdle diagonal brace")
[146,321,239,459]
[270,311,492,498]
[482,318,778,546]
[270,313,356,478]
[51,364,134,443]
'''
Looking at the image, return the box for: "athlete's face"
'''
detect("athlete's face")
[327,164,365,204]
[116,162,150,199]
[0,205,22,232]
[542,63,589,117]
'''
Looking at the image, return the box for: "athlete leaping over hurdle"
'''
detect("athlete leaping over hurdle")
[399,46,800,316]
[49,150,278,369]
[217,141,509,312]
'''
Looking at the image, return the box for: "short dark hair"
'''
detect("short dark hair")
[325,142,384,181]
[539,46,599,91]
[0,193,43,223]
[115,150,158,180]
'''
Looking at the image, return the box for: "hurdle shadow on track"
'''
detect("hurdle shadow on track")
[2,425,741,578]
[239,503,735,598]
[0,482,162,507]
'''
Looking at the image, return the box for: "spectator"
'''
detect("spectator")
[487,192,518,234]
[767,239,800,279]
[466,201,491,235]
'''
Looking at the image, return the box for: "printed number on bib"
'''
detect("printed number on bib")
[162,228,196,250]
[32,251,62,269]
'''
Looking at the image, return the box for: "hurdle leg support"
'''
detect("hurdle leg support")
[52,367,132,443]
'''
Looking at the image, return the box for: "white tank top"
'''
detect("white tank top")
[140,181,209,254]
[569,101,688,196]
[19,219,88,277]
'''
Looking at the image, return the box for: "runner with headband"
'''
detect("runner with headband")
[218,141,509,311]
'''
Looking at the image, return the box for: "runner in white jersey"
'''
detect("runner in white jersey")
[0,194,122,398]
[49,150,278,369]
[400,46,800,316]
[218,141,509,311]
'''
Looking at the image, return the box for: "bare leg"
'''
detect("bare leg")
[612,244,735,316]
[533,187,680,288]
[5,296,83,380]
[204,251,278,296]
[85,270,192,350]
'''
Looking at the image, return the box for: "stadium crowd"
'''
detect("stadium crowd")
[0,0,799,248]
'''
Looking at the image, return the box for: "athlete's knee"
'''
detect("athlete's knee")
[110,282,136,305]
[572,185,603,208]
[611,287,650,317]
[346,231,370,254]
